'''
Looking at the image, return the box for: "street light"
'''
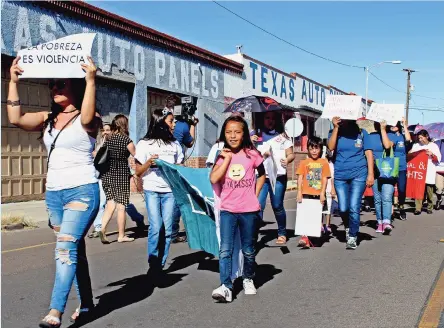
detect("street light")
[365,60,402,113]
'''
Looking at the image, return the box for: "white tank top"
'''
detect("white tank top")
[43,116,97,191]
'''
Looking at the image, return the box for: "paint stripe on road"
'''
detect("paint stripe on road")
[1,242,56,254]
[418,259,444,328]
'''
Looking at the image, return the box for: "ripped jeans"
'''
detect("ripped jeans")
[46,183,99,313]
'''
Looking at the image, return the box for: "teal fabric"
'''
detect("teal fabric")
[155,160,219,257]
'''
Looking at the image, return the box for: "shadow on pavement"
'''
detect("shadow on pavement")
[68,272,186,327]
[232,264,282,299]
[256,228,295,254]
[166,251,216,274]
[330,224,375,245]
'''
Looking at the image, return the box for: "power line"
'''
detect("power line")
[369,72,444,101]
[409,107,444,112]
[212,1,365,69]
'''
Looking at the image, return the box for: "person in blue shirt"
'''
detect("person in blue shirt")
[380,118,412,220]
[327,117,374,250]
[366,122,395,235]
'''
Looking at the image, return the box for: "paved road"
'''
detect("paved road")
[2,192,444,328]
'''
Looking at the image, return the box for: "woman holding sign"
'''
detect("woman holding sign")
[410,130,441,215]
[380,119,412,221]
[327,117,374,249]
[7,56,100,328]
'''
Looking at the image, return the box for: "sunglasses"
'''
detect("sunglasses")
[49,80,66,90]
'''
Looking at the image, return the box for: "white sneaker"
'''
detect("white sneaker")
[212,284,232,302]
[243,278,257,295]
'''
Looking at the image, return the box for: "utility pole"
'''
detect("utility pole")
[403,68,415,122]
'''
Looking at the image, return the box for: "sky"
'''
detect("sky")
[89,1,444,125]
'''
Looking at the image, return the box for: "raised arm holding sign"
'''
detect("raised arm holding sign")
[366,103,404,126]
[17,33,96,79]
[321,95,363,121]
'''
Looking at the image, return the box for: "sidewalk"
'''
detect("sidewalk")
[1,193,147,226]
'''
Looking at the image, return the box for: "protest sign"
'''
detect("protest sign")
[366,103,404,126]
[406,150,428,199]
[321,95,363,120]
[156,160,219,257]
[17,33,96,79]
[295,199,323,237]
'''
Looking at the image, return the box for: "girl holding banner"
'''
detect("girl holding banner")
[8,57,100,328]
[327,117,374,249]
[410,130,441,215]
[135,109,184,273]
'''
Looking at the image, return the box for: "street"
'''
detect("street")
[1,191,443,328]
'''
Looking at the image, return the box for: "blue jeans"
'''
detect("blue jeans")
[372,178,395,224]
[219,211,259,289]
[396,170,407,207]
[93,180,144,231]
[171,203,181,240]
[258,175,287,237]
[334,177,367,238]
[46,183,99,313]
[144,190,176,268]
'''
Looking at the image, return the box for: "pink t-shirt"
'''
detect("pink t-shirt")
[215,149,263,213]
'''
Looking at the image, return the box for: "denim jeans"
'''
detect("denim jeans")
[258,175,287,237]
[372,178,395,224]
[397,170,407,207]
[93,180,144,231]
[219,211,259,289]
[144,190,176,268]
[171,203,181,240]
[46,183,99,313]
[334,177,367,238]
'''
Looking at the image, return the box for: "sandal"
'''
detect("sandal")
[276,236,287,245]
[39,315,61,328]
[99,231,110,244]
[118,235,135,243]
[70,307,92,323]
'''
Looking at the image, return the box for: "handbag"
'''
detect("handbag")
[94,143,110,175]
[375,147,400,179]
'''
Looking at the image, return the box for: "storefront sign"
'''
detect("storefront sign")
[321,95,363,120]
[1,2,223,101]
[366,103,404,126]
[244,57,341,112]
[17,33,96,78]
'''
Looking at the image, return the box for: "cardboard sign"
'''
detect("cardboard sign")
[295,199,323,237]
[17,33,96,79]
[406,150,428,199]
[321,95,363,120]
[366,103,404,126]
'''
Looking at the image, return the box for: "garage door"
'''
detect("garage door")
[1,56,50,203]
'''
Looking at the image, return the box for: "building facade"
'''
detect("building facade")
[1,0,243,202]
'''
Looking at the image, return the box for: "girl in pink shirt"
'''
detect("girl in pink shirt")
[210,116,266,303]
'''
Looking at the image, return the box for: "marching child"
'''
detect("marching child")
[210,115,266,303]
[296,137,331,248]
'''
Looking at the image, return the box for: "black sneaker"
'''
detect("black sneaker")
[435,199,442,210]
[414,210,421,216]
[399,209,407,220]
[427,209,433,214]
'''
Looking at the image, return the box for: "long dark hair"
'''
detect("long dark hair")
[41,79,86,138]
[219,116,259,157]
[142,109,176,145]
[111,114,129,136]
[416,129,431,142]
